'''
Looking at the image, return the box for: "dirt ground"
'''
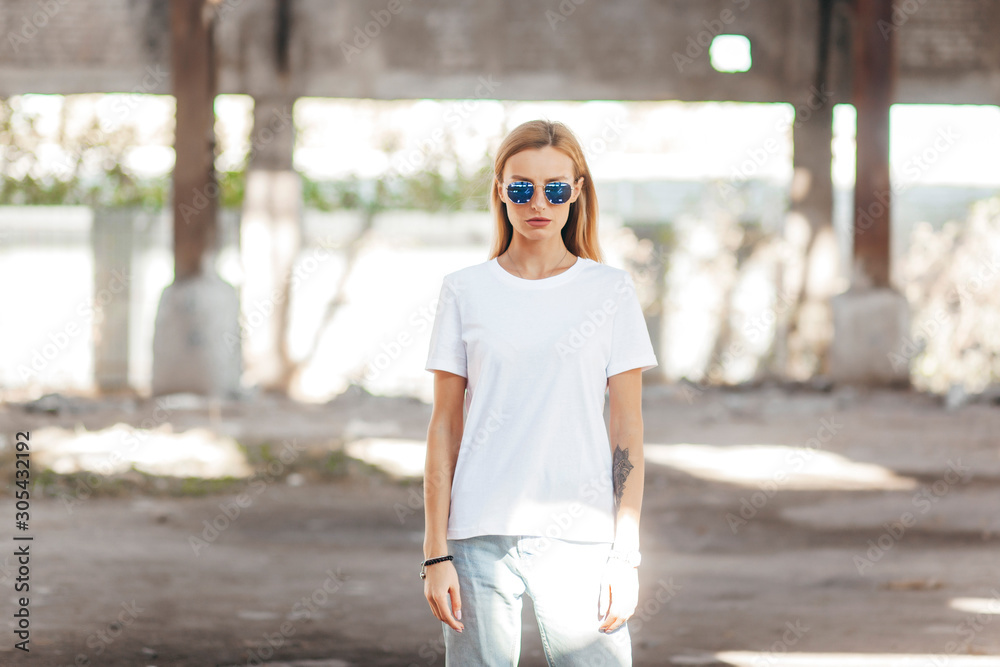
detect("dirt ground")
[1,383,999,667]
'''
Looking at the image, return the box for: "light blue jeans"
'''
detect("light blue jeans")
[443,534,632,666]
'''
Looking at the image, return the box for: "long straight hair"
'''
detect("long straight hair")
[488,120,604,263]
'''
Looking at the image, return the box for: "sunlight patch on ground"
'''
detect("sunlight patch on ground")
[344,438,426,479]
[644,443,916,490]
[222,660,351,667]
[31,423,254,478]
[712,653,999,666]
[950,595,1000,615]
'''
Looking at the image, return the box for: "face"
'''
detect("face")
[498,146,584,240]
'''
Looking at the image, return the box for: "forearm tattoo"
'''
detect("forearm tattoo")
[612,444,634,513]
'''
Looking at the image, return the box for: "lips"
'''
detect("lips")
[527,217,550,226]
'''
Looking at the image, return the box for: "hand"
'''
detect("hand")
[598,558,638,633]
[424,561,464,633]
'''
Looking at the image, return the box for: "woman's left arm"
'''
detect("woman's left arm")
[598,367,645,633]
[608,367,644,552]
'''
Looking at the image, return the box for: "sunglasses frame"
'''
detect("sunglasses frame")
[503,179,577,206]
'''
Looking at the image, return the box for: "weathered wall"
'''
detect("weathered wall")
[1,0,999,104]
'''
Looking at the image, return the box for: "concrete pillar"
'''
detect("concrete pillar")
[170,0,219,281]
[627,224,669,385]
[92,208,133,393]
[152,0,241,397]
[829,0,910,386]
[240,95,302,393]
[782,88,839,379]
[151,270,242,397]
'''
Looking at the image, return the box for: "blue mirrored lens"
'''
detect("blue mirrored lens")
[544,182,572,204]
[507,181,534,204]
[506,181,573,205]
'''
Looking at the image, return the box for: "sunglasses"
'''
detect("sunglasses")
[505,180,574,205]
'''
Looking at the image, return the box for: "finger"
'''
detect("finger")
[610,592,638,619]
[425,590,441,620]
[438,591,465,632]
[450,585,464,630]
[599,584,620,632]
[435,592,464,632]
[607,602,636,627]
[613,592,638,618]
[599,613,623,632]
[598,580,610,619]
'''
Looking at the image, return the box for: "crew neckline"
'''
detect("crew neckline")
[489,254,586,288]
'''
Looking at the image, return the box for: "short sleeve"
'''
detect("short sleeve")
[606,271,658,378]
[425,276,468,378]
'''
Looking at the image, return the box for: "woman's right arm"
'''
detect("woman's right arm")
[423,369,466,632]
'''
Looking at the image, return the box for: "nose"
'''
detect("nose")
[530,186,547,210]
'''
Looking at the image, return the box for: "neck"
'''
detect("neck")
[506,238,570,274]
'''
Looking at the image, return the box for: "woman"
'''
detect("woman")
[422,119,657,666]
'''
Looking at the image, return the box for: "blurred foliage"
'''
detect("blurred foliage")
[900,195,1000,394]
[0,97,169,208]
[0,96,492,212]
[301,160,492,212]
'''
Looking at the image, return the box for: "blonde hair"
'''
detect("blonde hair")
[488,120,604,263]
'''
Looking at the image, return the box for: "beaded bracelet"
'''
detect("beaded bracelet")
[419,554,454,579]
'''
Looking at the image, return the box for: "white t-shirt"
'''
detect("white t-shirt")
[424,254,658,543]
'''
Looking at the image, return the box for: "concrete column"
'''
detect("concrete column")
[240,95,302,393]
[151,0,241,398]
[627,224,669,385]
[782,89,839,379]
[171,0,218,280]
[92,208,133,393]
[829,0,910,386]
